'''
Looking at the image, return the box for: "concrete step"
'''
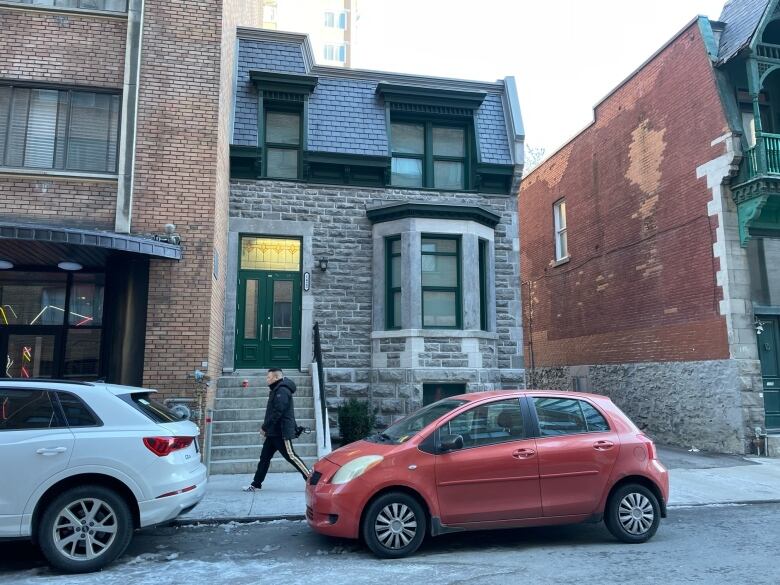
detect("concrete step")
[213,407,314,421]
[217,375,311,389]
[211,431,318,447]
[217,385,314,398]
[211,418,315,434]
[210,443,319,460]
[214,397,315,411]
[209,456,318,475]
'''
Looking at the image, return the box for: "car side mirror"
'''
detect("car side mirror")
[439,434,464,452]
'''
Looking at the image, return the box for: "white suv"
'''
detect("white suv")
[0,380,207,573]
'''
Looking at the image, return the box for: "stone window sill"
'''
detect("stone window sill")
[0,167,118,182]
[371,329,499,340]
[551,256,570,267]
[0,2,127,18]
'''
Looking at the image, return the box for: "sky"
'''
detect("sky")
[351,0,729,158]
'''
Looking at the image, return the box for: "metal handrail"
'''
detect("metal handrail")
[313,322,327,447]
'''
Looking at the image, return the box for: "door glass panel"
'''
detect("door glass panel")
[443,399,524,448]
[0,272,67,326]
[244,279,258,340]
[0,389,59,430]
[6,334,56,379]
[63,329,101,379]
[241,238,301,271]
[69,273,105,326]
[272,281,293,339]
[581,401,610,432]
[534,397,588,436]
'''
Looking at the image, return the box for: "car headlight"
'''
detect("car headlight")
[331,455,384,485]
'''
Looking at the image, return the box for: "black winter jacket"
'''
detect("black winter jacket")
[262,377,298,439]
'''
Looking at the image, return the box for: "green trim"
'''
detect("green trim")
[303,151,389,167]
[421,235,461,330]
[385,236,402,330]
[478,239,488,331]
[390,119,470,189]
[376,82,486,110]
[366,201,501,228]
[250,71,318,94]
[738,195,769,246]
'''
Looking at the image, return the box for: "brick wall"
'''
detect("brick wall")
[0,176,116,229]
[0,8,126,87]
[520,22,732,368]
[131,0,223,396]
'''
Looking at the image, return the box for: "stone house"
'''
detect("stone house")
[519,0,780,454]
[208,28,525,472]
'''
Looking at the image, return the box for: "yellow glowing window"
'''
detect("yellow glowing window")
[240,238,301,271]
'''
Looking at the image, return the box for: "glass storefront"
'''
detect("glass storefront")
[0,271,104,380]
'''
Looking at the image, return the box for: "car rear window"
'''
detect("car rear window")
[121,392,181,423]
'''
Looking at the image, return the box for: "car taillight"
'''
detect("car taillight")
[143,436,194,457]
[638,434,657,460]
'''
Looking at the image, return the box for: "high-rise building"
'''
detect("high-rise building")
[259,0,359,67]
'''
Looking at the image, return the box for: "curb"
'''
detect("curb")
[172,514,306,527]
[668,498,780,509]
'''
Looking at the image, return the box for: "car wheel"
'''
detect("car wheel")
[37,485,134,573]
[605,483,660,544]
[361,492,427,559]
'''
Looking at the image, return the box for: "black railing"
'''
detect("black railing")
[313,322,327,447]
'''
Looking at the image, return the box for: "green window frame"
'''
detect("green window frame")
[0,84,121,173]
[261,104,302,180]
[390,120,470,190]
[385,236,402,329]
[479,239,488,331]
[421,235,461,329]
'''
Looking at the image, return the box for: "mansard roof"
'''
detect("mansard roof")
[232,28,523,168]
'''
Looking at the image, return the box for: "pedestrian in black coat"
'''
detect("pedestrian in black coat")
[243,368,309,491]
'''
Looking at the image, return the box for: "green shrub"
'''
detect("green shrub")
[337,398,376,444]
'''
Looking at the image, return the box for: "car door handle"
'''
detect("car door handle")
[36,447,68,456]
[512,448,536,459]
[593,440,615,451]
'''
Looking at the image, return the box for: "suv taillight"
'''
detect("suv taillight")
[637,434,657,460]
[143,436,194,457]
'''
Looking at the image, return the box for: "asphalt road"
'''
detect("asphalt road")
[2,503,779,585]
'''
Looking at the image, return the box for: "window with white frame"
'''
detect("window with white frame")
[323,43,346,63]
[338,11,347,29]
[553,199,568,261]
[324,11,335,27]
[324,10,348,29]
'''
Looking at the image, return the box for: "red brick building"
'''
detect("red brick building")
[0,1,259,412]
[520,1,780,453]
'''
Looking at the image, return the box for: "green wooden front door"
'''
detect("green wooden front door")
[757,315,780,430]
[236,271,301,369]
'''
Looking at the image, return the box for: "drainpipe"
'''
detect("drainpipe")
[115,0,144,234]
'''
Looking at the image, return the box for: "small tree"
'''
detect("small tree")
[337,398,376,445]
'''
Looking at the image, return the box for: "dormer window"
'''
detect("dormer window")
[264,109,301,179]
[390,122,467,189]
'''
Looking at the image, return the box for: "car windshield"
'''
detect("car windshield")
[370,399,467,444]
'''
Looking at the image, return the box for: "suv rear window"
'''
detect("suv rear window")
[121,393,181,423]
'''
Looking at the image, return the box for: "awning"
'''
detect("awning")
[0,221,181,268]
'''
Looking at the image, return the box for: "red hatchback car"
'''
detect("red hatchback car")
[306,390,669,558]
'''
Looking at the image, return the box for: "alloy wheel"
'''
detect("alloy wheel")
[52,498,119,562]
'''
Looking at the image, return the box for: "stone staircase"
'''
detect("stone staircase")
[209,372,319,474]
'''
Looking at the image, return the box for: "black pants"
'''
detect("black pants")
[252,435,309,487]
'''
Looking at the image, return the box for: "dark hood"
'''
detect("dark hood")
[271,377,297,394]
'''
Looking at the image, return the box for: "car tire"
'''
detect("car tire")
[37,485,134,573]
[362,492,427,559]
[605,483,660,544]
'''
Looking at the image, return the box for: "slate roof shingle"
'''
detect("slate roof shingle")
[718,0,771,63]
[233,38,515,166]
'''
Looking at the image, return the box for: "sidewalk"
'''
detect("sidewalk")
[178,446,780,524]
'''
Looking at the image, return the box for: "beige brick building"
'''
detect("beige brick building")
[0,1,259,414]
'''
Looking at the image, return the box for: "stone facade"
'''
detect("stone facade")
[228,180,524,424]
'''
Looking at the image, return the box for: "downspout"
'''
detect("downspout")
[115,0,144,234]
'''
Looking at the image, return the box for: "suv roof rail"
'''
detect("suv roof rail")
[2,379,96,386]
